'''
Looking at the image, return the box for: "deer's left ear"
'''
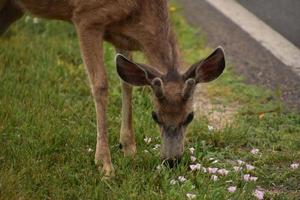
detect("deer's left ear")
[183,46,225,83]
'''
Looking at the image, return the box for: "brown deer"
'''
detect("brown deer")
[0,0,225,177]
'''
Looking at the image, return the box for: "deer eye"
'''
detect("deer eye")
[183,112,194,126]
[152,111,161,124]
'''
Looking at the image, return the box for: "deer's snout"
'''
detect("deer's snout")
[160,126,185,164]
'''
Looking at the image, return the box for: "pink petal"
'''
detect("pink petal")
[227,186,237,193]
[217,169,229,176]
[243,174,251,181]
[208,167,218,174]
[253,189,264,200]
[189,163,201,171]
[237,160,245,165]
[251,148,259,155]
[246,164,255,171]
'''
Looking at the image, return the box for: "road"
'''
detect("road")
[238,0,300,48]
[178,0,300,111]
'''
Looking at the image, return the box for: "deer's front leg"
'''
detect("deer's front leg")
[76,25,113,177]
[116,49,136,156]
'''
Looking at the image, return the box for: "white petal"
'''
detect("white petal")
[189,147,195,154]
[212,160,219,164]
[250,176,258,181]
[144,137,152,144]
[178,176,187,182]
[233,166,242,172]
[170,179,177,185]
[186,193,196,199]
[237,160,245,165]
[291,163,299,169]
[190,156,197,162]
[211,175,218,181]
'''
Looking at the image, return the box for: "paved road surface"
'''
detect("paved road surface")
[238,0,300,48]
[178,0,300,111]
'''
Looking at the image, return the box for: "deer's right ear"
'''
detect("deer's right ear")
[183,47,225,83]
[116,54,161,86]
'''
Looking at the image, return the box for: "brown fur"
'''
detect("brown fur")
[1,0,225,176]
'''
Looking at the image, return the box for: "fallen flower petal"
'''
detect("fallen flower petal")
[233,166,242,172]
[144,137,152,144]
[227,186,237,193]
[212,160,219,164]
[189,147,195,154]
[190,156,197,162]
[190,163,201,171]
[202,167,207,173]
[237,160,245,165]
[87,148,93,153]
[211,175,218,181]
[291,163,299,169]
[217,169,229,176]
[251,148,260,155]
[208,167,218,174]
[253,189,264,200]
[186,193,196,199]
[246,164,255,171]
[170,179,177,185]
[250,176,258,181]
[243,174,251,182]
[178,176,187,182]
[208,125,214,131]
[152,144,160,150]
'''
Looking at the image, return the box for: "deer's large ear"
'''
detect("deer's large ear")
[183,47,225,83]
[116,54,162,86]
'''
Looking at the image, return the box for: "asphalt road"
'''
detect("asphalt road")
[238,0,300,48]
[178,0,300,111]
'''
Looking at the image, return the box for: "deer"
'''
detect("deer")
[0,0,225,177]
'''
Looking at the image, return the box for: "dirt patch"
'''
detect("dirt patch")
[193,85,239,130]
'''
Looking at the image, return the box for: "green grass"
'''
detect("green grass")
[1,2,299,200]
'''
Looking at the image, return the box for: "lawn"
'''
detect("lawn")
[0,2,299,200]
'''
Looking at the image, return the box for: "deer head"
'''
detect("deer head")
[116,47,225,165]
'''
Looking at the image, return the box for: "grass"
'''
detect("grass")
[0,2,299,200]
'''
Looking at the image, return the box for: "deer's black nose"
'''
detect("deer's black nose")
[163,158,182,168]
